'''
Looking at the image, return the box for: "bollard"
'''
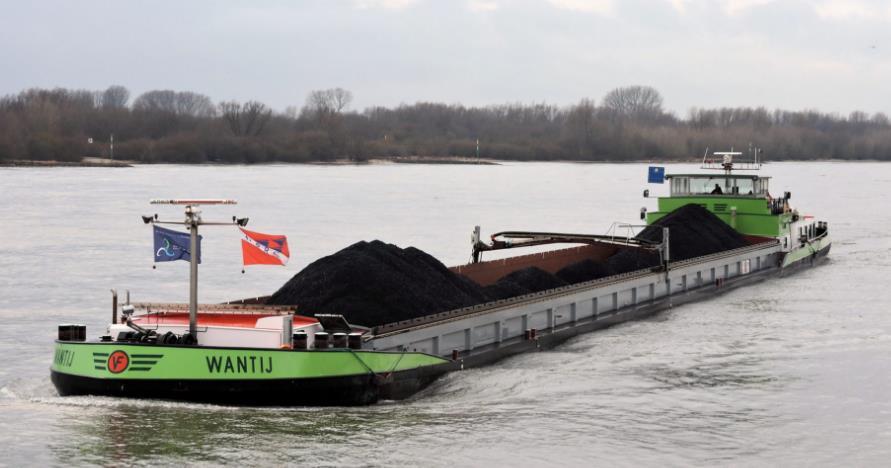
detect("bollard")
[332,332,348,348]
[293,331,308,349]
[314,332,329,349]
[348,333,363,350]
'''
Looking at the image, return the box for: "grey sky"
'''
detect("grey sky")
[2,0,889,116]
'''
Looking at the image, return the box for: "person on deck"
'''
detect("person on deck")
[711,184,723,195]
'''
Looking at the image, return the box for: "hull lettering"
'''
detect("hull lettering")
[206,355,273,374]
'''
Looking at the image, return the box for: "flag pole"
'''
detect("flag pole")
[187,205,199,339]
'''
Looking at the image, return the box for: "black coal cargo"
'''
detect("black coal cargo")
[636,203,748,261]
[267,240,488,326]
[267,204,750,327]
[555,259,615,284]
[485,267,568,300]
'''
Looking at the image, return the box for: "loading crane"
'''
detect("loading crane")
[470,226,666,264]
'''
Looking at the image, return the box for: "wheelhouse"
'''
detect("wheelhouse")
[667,174,770,198]
[648,173,788,237]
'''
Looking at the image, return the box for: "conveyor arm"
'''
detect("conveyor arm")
[471,227,662,264]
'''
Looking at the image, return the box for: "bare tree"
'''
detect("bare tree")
[330,88,352,113]
[871,112,890,126]
[219,100,271,136]
[175,92,215,117]
[133,90,177,113]
[241,101,271,136]
[133,90,214,117]
[849,111,869,124]
[4,84,891,164]
[303,90,331,123]
[301,88,353,124]
[219,101,242,135]
[564,98,597,156]
[98,85,130,109]
[601,85,664,121]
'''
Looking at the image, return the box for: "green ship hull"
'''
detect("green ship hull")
[51,342,451,405]
[781,234,831,269]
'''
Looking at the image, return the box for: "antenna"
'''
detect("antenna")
[701,148,762,172]
[150,199,237,205]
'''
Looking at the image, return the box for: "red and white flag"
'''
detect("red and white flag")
[240,228,289,266]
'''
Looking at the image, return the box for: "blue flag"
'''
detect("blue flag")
[153,225,201,263]
[648,166,665,184]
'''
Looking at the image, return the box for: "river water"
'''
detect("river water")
[0,162,889,466]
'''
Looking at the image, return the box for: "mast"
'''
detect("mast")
[144,199,246,342]
[188,205,199,337]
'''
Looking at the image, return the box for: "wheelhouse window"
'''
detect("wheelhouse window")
[753,178,769,195]
[669,176,769,197]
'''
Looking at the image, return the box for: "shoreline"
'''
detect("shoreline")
[2,156,889,168]
[1,159,133,168]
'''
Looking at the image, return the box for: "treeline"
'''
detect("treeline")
[1,84,890,163]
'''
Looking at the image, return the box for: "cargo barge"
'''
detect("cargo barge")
[51,152,830,405]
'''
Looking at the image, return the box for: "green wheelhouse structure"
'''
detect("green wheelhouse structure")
[647,173,788,237]
[646,150,830,267]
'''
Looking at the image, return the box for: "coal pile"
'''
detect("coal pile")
[267,240,488,326]
[555,259,615,284]
[605,249,661,275]
[636,203,749,261]
[266,204,750,327]
[485,267,568,300]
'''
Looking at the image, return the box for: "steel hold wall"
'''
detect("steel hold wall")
[370,243,781,355]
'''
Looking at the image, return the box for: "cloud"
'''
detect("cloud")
[353,0,418,10]
[721,0,775,16]
[814,0,891,21]
[467,0,500,12]
[664,0,692,13]
[664,0,773,16]
[3,0,891,116]
[546,0,613,15]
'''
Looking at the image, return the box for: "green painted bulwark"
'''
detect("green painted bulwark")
[647,196,792,237]
[51,342,449,380]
